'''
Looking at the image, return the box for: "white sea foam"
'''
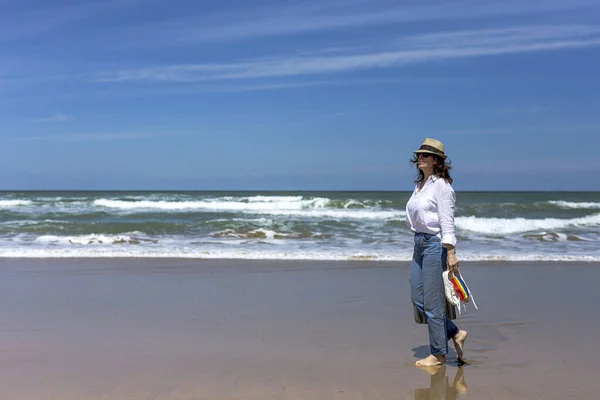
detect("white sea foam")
[245,196,303,203]
[543,232,569,242]
[547,201,600,209]
[2,231,599,262]
[94,196,330,211]
[0,200,32,207]
[456,213,600,234]
[210,217,275,225]
[0,219,64,227]
[211,228,331,241]
[0,247,598,262]
[213,228,280,240]
[34,233,149,246]
[0,200,94,215]
[93,197,402,219]
[343,200,365,208]
[253,209,404,219]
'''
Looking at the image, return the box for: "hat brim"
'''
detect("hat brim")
[414,149,447,159]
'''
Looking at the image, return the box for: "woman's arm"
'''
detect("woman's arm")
[436,182,459,273]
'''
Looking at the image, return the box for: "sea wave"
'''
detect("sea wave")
[92,197,402,219]
[547,201,600,209]
[212,228,332,240]
[0,219,63,227]
[94,196,330,211]
[252,209,404,219]
[32,233,154,245]
[0,200,32,207]
[522,232,589,242]
[456,213,600,234]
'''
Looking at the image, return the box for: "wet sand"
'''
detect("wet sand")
[0,258,598,399]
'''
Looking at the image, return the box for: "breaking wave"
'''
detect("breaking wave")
[456,213,600,234]
[547,201,600,209]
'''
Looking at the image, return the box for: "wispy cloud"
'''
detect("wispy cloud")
[456,159,600,174]
[203,81,340,93]
[442,124,600,135]
[14,131,193,142]
[0,0,140,42]
[195,77,459,93]
[120,0,599,45]
[94,25,600,83]
[31,113,73,122]
[494,106,552,114]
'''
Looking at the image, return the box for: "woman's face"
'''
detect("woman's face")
[417,153,437,172]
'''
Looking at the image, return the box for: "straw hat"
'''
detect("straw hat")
[414,138,447,159]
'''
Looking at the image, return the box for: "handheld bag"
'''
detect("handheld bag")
[443,270,478,315]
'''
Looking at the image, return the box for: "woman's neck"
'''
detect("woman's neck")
[422,169,434,182]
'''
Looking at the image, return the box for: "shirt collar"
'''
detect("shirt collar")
[415,175,438,191]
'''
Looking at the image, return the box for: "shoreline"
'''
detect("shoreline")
[1,257,599,264]
[1,258,599,399]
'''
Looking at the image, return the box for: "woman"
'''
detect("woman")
[405,138,467,367]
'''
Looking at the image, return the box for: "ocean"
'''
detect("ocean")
[0,191,598,262]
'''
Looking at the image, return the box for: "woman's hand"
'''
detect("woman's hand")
[446,248,459,275]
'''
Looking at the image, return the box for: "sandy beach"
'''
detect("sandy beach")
[0,258,598,399]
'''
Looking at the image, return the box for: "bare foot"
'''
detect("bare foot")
[415,354,446,367]
[453,330,468,362]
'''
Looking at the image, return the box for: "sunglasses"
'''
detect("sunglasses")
[416,153,433,158]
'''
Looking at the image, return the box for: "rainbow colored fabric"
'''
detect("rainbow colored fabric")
[450,274,470,302]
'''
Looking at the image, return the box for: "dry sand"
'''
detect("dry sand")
[0,258,598,399]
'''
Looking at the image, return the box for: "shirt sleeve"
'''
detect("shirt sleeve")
[435,181,457,247]
[405,191,415,231]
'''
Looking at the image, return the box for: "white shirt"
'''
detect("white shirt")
[405,175,457,247]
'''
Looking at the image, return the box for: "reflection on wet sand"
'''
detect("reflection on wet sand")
[415,366,468,400]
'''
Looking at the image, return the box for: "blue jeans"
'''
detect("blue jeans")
[411,233,459,355]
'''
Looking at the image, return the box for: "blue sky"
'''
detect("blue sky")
[1,0,599,191]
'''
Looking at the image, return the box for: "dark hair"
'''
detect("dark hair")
[410,153,453,184]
